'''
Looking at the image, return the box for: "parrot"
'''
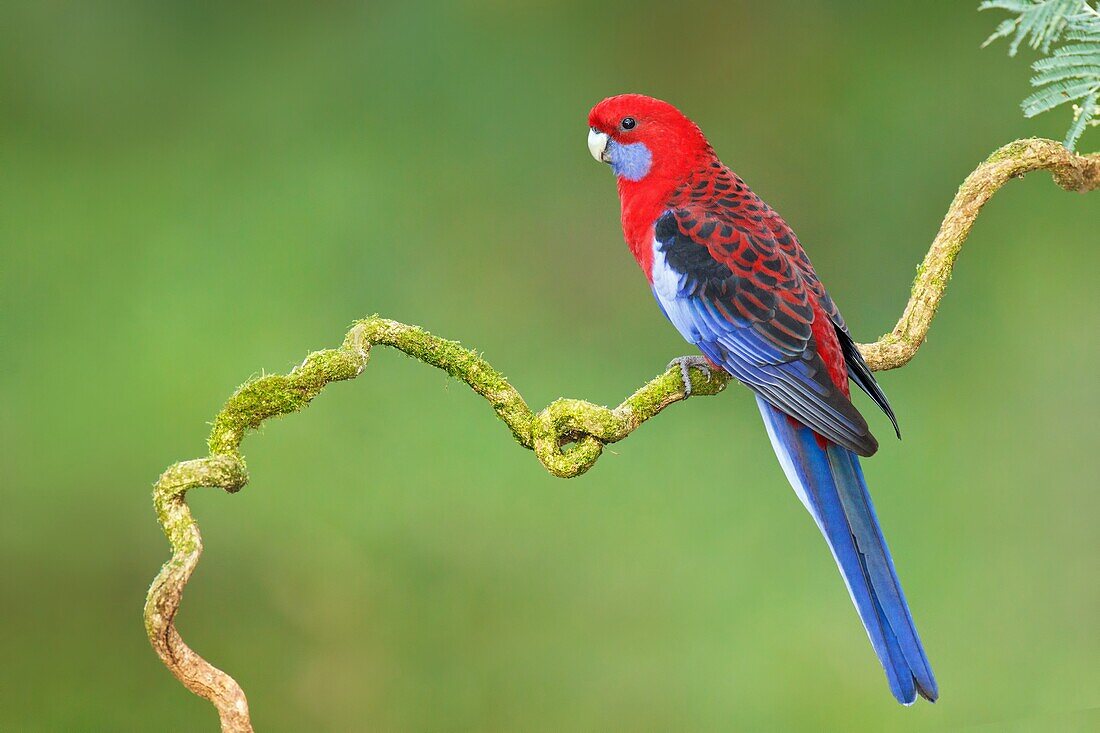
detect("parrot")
[586,93,937,705]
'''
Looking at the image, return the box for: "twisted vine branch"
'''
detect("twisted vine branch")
[145,138,1098,732]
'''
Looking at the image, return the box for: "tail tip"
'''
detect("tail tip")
[893,676,939,705]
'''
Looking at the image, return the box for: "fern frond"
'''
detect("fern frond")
[983,18,1022,47]
[1022,78,1100,115]
[982,0,1100,149]
[1032,41,1100,58]
[1064,89,1098,146]
[1029,52,1100,86]
[981,0,1082,55]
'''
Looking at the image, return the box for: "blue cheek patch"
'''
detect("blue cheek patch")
[608,140,652,181]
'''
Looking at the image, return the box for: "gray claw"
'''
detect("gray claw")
[666,355,712,396]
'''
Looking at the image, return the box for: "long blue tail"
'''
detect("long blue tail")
[756,396,937,704]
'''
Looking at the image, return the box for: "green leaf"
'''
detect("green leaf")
[1031,41,1100,61]
[1022,78,1100,116]
[983,18,1021,47]
[1029,51,1100,85]
[982,0,1100,148]
[1030,67,1099,86]
[981,0,1084,54]
[1064,90,1098,146]
[979,0,1033,9]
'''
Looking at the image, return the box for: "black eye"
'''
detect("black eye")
[620,117,636,130]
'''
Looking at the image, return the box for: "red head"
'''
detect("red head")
[587,94,712,190]
[588,94,715,270]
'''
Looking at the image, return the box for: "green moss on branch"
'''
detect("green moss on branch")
[146,138,1098,732]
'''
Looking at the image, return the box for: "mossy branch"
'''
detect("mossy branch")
[145,138,1098,732]
[860,138,1098,369]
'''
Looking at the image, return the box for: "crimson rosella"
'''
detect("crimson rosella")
[587,94,937,705]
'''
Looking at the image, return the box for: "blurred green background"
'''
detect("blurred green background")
[3,1,1098,730]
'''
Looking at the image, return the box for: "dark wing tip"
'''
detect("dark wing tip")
[833,324,901,440]
[855,430,879,457]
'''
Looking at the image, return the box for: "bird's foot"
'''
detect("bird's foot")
[667,355,715,396]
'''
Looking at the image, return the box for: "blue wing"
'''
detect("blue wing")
[649,207,936,703]
[650,209,877,456]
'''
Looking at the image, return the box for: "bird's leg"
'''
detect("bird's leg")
[666,355,719,396]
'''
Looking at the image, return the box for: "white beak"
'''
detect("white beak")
[587,128,610,163]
